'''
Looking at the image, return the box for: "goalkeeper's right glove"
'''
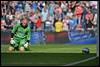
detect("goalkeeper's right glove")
[10,38,15,44]
[24,42,29,48]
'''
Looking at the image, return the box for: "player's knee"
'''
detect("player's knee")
[9,46,14,52]
[19,47,25,52]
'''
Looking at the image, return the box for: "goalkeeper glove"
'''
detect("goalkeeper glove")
[24,42,29,48]
[10,38,15,44]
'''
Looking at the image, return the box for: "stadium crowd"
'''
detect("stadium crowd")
[1,1,97,33]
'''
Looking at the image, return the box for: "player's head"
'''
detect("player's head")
[21,17,28,27]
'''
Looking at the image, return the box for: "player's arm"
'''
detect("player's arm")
[10,23,19,44]
[11,23,19,38]
[24,26,31,48]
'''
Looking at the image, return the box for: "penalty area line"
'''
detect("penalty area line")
[63,56,97,66]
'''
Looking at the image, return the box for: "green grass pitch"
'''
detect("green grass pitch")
[1,44,99,66]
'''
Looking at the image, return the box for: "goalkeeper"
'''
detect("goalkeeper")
[9,17,31,52]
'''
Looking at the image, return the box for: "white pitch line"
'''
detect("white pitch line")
[63,56,97,66]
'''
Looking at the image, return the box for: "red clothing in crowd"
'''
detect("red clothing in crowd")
[85,12,93,21]
[36,17,42,28]
[75,5,83,17]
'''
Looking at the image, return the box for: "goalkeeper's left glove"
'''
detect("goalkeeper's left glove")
[10,38,15,44]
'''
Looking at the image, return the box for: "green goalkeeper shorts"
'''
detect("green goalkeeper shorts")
[11,36,27,48]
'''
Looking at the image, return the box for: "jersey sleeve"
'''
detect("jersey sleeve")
[12,23,19,34]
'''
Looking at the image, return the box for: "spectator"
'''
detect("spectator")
[63,16,69,31]
[29,10,35,31]
[15,12,21,23]
[57,5,62,15]
[5,12,14,29]
[71,1,77,13]
[85,8,95,37]
[53,12,59,28]
[61,1,68,15]
[38,1,44,12]
[93,13,97,26]
[15,1,23,12]
[49,12,55,31]
[45,17,52,31]
[54,5,62,15]
[68,1,73,10]
[25,2,31,12]
[86,19,95,37]
[36,16,42,31]
[32,1,38,13]
[41,6,49,29]
[36,7,41,17]
[11,16,17,27]
[81,3,87,30]
[85,9,93,22]
[29,10,38,31]
[9,1,16,14]
[48,2,54,18]
[1,1,7,15]
[74,3,83,24]
[41,6,48,21]
[1,19,6,30]
[69,17,77,31]
[72,15,78,30]
[66,9,73,18]
[55,18,63,32]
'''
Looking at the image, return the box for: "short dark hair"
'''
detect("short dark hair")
[20,17,27,22]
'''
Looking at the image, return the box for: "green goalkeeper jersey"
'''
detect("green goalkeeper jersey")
[12,23,30,41]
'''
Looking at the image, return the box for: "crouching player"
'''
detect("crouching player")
[9,17,31,52]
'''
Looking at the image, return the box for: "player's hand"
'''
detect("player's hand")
[24,42,28,48]
[10,38,15,44]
